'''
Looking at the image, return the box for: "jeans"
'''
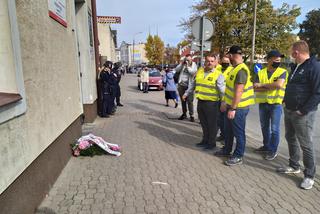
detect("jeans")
[284,108,316,178]
[143,82,148,92]
[197,100,219,146]
[217,102,226,138]
[223,108,250,158]
[178,85,194,116]
[259,103,282,153]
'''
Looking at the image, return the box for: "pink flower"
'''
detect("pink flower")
[78,140,91,150]
[73,149,80,156]
[110,145,120,151]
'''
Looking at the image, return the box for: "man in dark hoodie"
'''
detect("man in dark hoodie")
[277,40,320,190]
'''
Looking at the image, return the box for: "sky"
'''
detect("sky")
[96,0,320,47]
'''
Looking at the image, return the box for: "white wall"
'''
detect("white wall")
[98,23,116,62]
[75,0,97,105]
[0,0,83,194]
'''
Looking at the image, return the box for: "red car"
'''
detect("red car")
[138,69,163,91]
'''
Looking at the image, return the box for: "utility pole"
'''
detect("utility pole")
[250,0,257,66]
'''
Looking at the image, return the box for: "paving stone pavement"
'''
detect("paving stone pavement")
[37,74,320,214]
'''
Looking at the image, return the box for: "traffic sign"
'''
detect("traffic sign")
[192,17,214,41]
[191,41,212,52]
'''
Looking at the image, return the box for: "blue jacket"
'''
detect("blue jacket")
[163,72,177,91]
[284,57,320,114]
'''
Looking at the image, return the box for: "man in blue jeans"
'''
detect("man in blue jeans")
[214,46,255,166]
[277,40,320,190]
[253,50,287,160]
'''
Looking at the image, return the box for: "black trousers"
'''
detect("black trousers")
[197,100,219,146]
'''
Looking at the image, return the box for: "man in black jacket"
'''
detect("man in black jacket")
[277,40,320,190]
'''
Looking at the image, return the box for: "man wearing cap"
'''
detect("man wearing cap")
[277,40,320,190]
[253,50,288,161]
[214,45,255,166]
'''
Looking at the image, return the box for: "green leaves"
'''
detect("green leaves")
[144,35,165,65]
[298,9,320,56]
[185,0,301,61]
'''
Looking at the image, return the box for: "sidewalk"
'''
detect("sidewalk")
[37,74,320,214]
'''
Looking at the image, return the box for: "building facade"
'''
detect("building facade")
[0,0,99,213]
[97,22,117,63]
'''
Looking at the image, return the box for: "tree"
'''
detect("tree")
[298,9,320,57]
[144,35,165,65]
[164,44,180,65]
[184,0,300,61]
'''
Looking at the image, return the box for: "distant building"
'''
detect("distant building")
[98,23,117,63]
[119,41,131,66]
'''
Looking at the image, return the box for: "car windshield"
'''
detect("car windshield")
[149,70,161,77]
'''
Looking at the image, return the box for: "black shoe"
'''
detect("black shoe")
[225,156,243,166]
[214,149,230,157]
[203,144,216,150]
[255,146,269,153]
[178,114,187,120]
[175,103,178,108]
[190,116,195,122]
[216,136,224,141]
[196,142,207,147]
[165,104,169,107]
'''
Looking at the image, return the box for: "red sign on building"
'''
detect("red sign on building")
[97,16,121,24]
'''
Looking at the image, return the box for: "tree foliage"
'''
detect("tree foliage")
[185,0,300,61]
[298,9,320,57]
[164,44,180,65]
[144,35,165,65]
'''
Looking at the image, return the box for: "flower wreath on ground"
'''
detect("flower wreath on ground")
[71,133,121,157]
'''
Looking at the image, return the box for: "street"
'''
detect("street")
[36,74,320,214]
[246,105,320,170]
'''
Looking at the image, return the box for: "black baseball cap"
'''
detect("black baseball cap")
[266,50,284,59]
[227,45,242,54]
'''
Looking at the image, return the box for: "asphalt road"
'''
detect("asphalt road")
[246,104,320,172]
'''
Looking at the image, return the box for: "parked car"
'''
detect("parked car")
[137,69,163,91]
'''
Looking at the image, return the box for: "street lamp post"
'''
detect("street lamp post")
[250,0,257,66]
[132,32,142,66]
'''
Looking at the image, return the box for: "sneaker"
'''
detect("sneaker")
[276,166,301,174]
[300,178,315,190]
[216,136,224,142]
[175,103,178,108]
[196,141,207,147]
[225,156,243,166]
[255,146,269,153]
[265,152,278,161]
[190,116,195,122]
[214,149,230,157]
[178,114,187,120]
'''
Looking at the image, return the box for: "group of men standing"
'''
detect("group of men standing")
[177,40,320,190]
[98,61,124,118]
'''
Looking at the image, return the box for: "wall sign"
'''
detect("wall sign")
[48,0,67,27]
[97,16,121,24]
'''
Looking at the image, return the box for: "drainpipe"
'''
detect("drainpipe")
[91,0,100,75]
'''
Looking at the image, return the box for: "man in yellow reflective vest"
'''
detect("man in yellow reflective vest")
[253,50,287,161]
[214,45,255,166]
[216,56,233,143]
[183,54,225,150]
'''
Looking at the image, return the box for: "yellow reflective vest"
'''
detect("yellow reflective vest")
[255,67,288,104]
[195,67,222,101]
[217,65,233,79]
[224,63,255,108]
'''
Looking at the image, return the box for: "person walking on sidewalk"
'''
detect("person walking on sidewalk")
[140,67,149,93]
[175,54,197,122]
[214,45,255,166]
[163,67,179,108]
[216,56,233,143]
[253,50,288,161]
[183,54,225,150]
[277,40,320,190]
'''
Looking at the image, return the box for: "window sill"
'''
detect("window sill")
[0,92,22,107]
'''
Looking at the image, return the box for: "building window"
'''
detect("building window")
[0,0,26,124]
